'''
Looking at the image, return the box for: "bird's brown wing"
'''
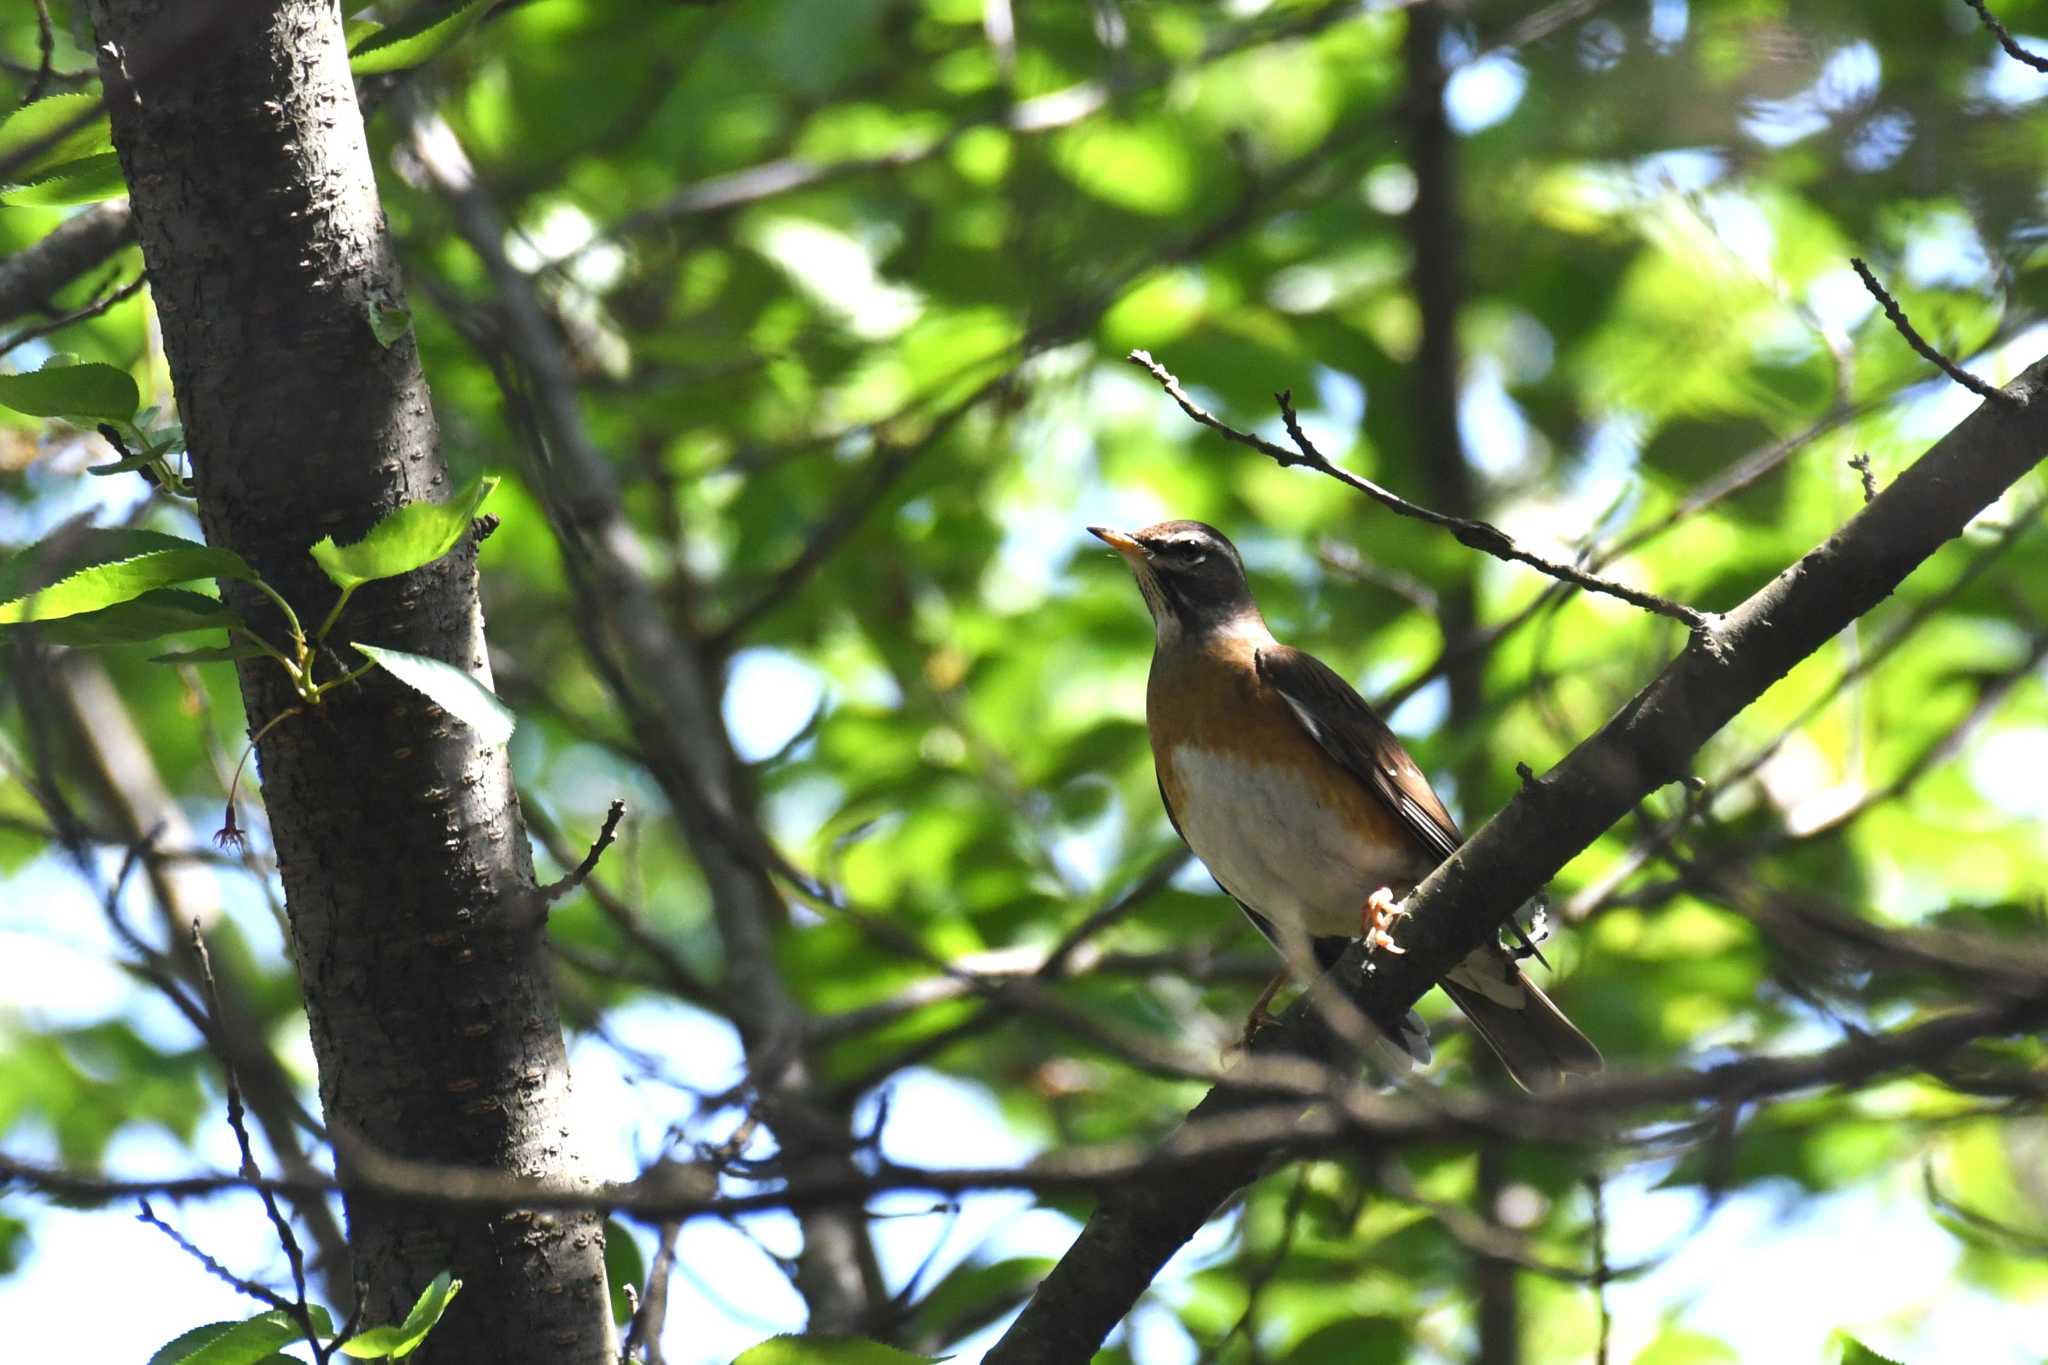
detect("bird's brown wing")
[1256,645,1599,1088]
[1253,644,1462,865]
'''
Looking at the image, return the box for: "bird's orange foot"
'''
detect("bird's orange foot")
[1362,886,1409,955]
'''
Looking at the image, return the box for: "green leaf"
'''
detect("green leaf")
[87,451,161,476]
[730,1336,948,1365]
[348,0,491,76]
[309,476,496,591]
[368,302,413,348]
[1633,1326,1739,1365]
[604,1219,645,1326]
[151,640,271,665]
[147,1306,333,1365]
[0,360,139,422]
[0,529,253,626]
[338,1269,462,1359]
[1832,1334,1907,1365]
[26,589,241,646]
[0,152,130,207]
[0,94,113,180]
[351,643,514,744]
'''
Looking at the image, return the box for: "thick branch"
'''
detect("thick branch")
[984,351,2048,1362]
[403,107,890,1331]
[0,199,134,324]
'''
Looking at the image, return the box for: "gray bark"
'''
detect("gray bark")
[84,3,615,1359]
[401,114,889,1332]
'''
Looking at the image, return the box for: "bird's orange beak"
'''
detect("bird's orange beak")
[1088,525,1144,558]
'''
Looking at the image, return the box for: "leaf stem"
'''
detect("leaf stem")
[244,575,308,652]
[312,582,357,646]
[309,657,378,699]
[230,626,300,679]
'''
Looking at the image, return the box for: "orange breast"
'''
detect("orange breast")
[1148,635,1415,865]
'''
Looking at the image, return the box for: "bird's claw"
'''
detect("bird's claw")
[1240,1005,1279,1050]
[1362,886,1409,955]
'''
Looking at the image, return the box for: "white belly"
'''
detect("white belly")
[1168,744,1424,942]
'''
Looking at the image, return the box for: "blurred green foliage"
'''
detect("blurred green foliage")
[5,1,2048,1361]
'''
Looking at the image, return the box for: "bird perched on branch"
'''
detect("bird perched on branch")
[1090,519,1601,1091]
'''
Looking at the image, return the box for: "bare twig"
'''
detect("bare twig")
[1848,452,1877,503]
[190,920,320,1361]
[1850,257,2015,405]
[1376,1159,1619,1284]
[12,990,2048,1224]
[136,1198,292,1312]
[0,271,147,358]
[1127,350,1710,629]
[25,0,54,105]
[1964,0,2048,73]
[1198,1168,1311,1363]
[541,798,627,903]
[1566,495,2046,921]
[622,1218,682,1364]
[1589,1175,1611,1365]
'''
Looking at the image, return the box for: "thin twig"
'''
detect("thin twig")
[1849,257,2015,405]
[190,920,320,1361]
[25,0,54,105]
[12,988,2048,1222]
[0,272,147,358]
[1923,1160,2048,1253]
[136,1198,293,1311]
[622,1218,681,1364]
[1588,1175,1611,1365]
[1127,350,1710,630]
[541,798,627,903]
[1848,452,1876,503]
[1198,1168,1311,1364]
[1964,0,2048,73]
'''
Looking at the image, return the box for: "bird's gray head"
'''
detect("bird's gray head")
[1088,519,1262,644]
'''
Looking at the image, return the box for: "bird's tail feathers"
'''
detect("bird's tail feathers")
[1441,949,1601,1092]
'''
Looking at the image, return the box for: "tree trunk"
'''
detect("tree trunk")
[1401,12,1522,1361]
[85,3,615,1359]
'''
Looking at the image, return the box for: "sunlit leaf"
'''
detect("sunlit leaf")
[351,643,515,745]
[347,0,490,75]
[0,529,252,626]
[337,1270,461,1359]
[24,588,241,645]
[147,1306,332,1365]
[0,152,129,206]
[309,476,496,591]
[0,93,113,179]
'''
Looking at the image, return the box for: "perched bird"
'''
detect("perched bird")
[1090,519,1601,1090]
